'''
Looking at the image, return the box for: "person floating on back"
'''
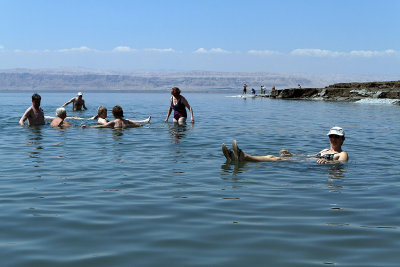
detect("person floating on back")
[222,126,348,164]
[19,93,45,126]
[90,105,143,129]
[91,106,151,125]
[62,92,87,111]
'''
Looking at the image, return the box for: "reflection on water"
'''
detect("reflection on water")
[220,161,249,176]
[112,128,124,138]
[26,126,44,167]
[168,122,192,143]
[328,164,347,179]
[327,164,346,192]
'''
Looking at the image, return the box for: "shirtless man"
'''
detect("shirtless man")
[19,93,45,126]
[62,92,87,111]
[91,105,143,129]
[50,107,71,128]
[222,126,348,164]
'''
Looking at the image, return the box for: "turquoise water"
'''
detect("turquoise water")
[1,92,400,267]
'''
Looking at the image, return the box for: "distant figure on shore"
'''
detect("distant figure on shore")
[91,105,151,125]
[165,87,194,124]
[90,105,143,129]
[19,93,45,126]
[242,84,247,94]
[222,126,348,164]
[50,107,71,128]
[251,88,256,94]
[62,92,87,111]
[272,85,276,91]
[298,84,302,89]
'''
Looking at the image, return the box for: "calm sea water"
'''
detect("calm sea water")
[1,92,399,267]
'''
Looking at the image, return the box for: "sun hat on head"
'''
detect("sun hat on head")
[56,107,66,117]
[327,126,345,136]
[77,92,83,96]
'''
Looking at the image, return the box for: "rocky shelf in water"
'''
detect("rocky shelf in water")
[269,81,400,105]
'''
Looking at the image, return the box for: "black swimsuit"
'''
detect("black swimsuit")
[316,149,339,160]
[171,97,187,120]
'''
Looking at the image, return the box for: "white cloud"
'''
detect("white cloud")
[291,48,399,58]
[248,49,280,56]
[193,48,230,54]
[112,46,136,52]
[349,49,397,57]
[57,46,97,53]
[143,48,176,53]
[290,49,344,57]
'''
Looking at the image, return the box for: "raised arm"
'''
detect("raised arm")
[62,98,75,107]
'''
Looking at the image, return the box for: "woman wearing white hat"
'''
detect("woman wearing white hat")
[222,126,348,164]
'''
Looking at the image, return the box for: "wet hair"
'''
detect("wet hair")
[56,107,66,117]
[97,106,107,116]
[171,87,181,96]
[112,105,124,118]
[32,93,41,101]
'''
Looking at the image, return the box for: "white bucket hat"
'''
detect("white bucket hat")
[327,126,345,136]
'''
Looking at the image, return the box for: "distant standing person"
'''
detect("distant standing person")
[260,85,265,94]
[50,107,71,128]
[165,87,194,124]
[19,93,45,126]
[62,92,87,111]
[272,85,276,91]
[243,84,247,94]
[298,84,302,89]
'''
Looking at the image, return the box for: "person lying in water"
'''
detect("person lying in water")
[87,105,143,129]
[222,126,348,164]
[50,107,72,128]
[90,106,151,125]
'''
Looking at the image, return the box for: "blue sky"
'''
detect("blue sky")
[0,0,399,75]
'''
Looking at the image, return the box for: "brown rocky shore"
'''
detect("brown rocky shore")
[270,81,400,105]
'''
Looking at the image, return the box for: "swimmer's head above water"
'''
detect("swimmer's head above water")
[56,107,67,118]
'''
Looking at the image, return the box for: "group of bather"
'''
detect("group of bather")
[19,87,348,165]
[19,87,194,129]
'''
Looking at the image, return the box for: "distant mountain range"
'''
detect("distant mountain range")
[0,68,397,92]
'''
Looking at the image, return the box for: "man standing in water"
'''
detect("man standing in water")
[62,92,87,111]
[19,93,45,126]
